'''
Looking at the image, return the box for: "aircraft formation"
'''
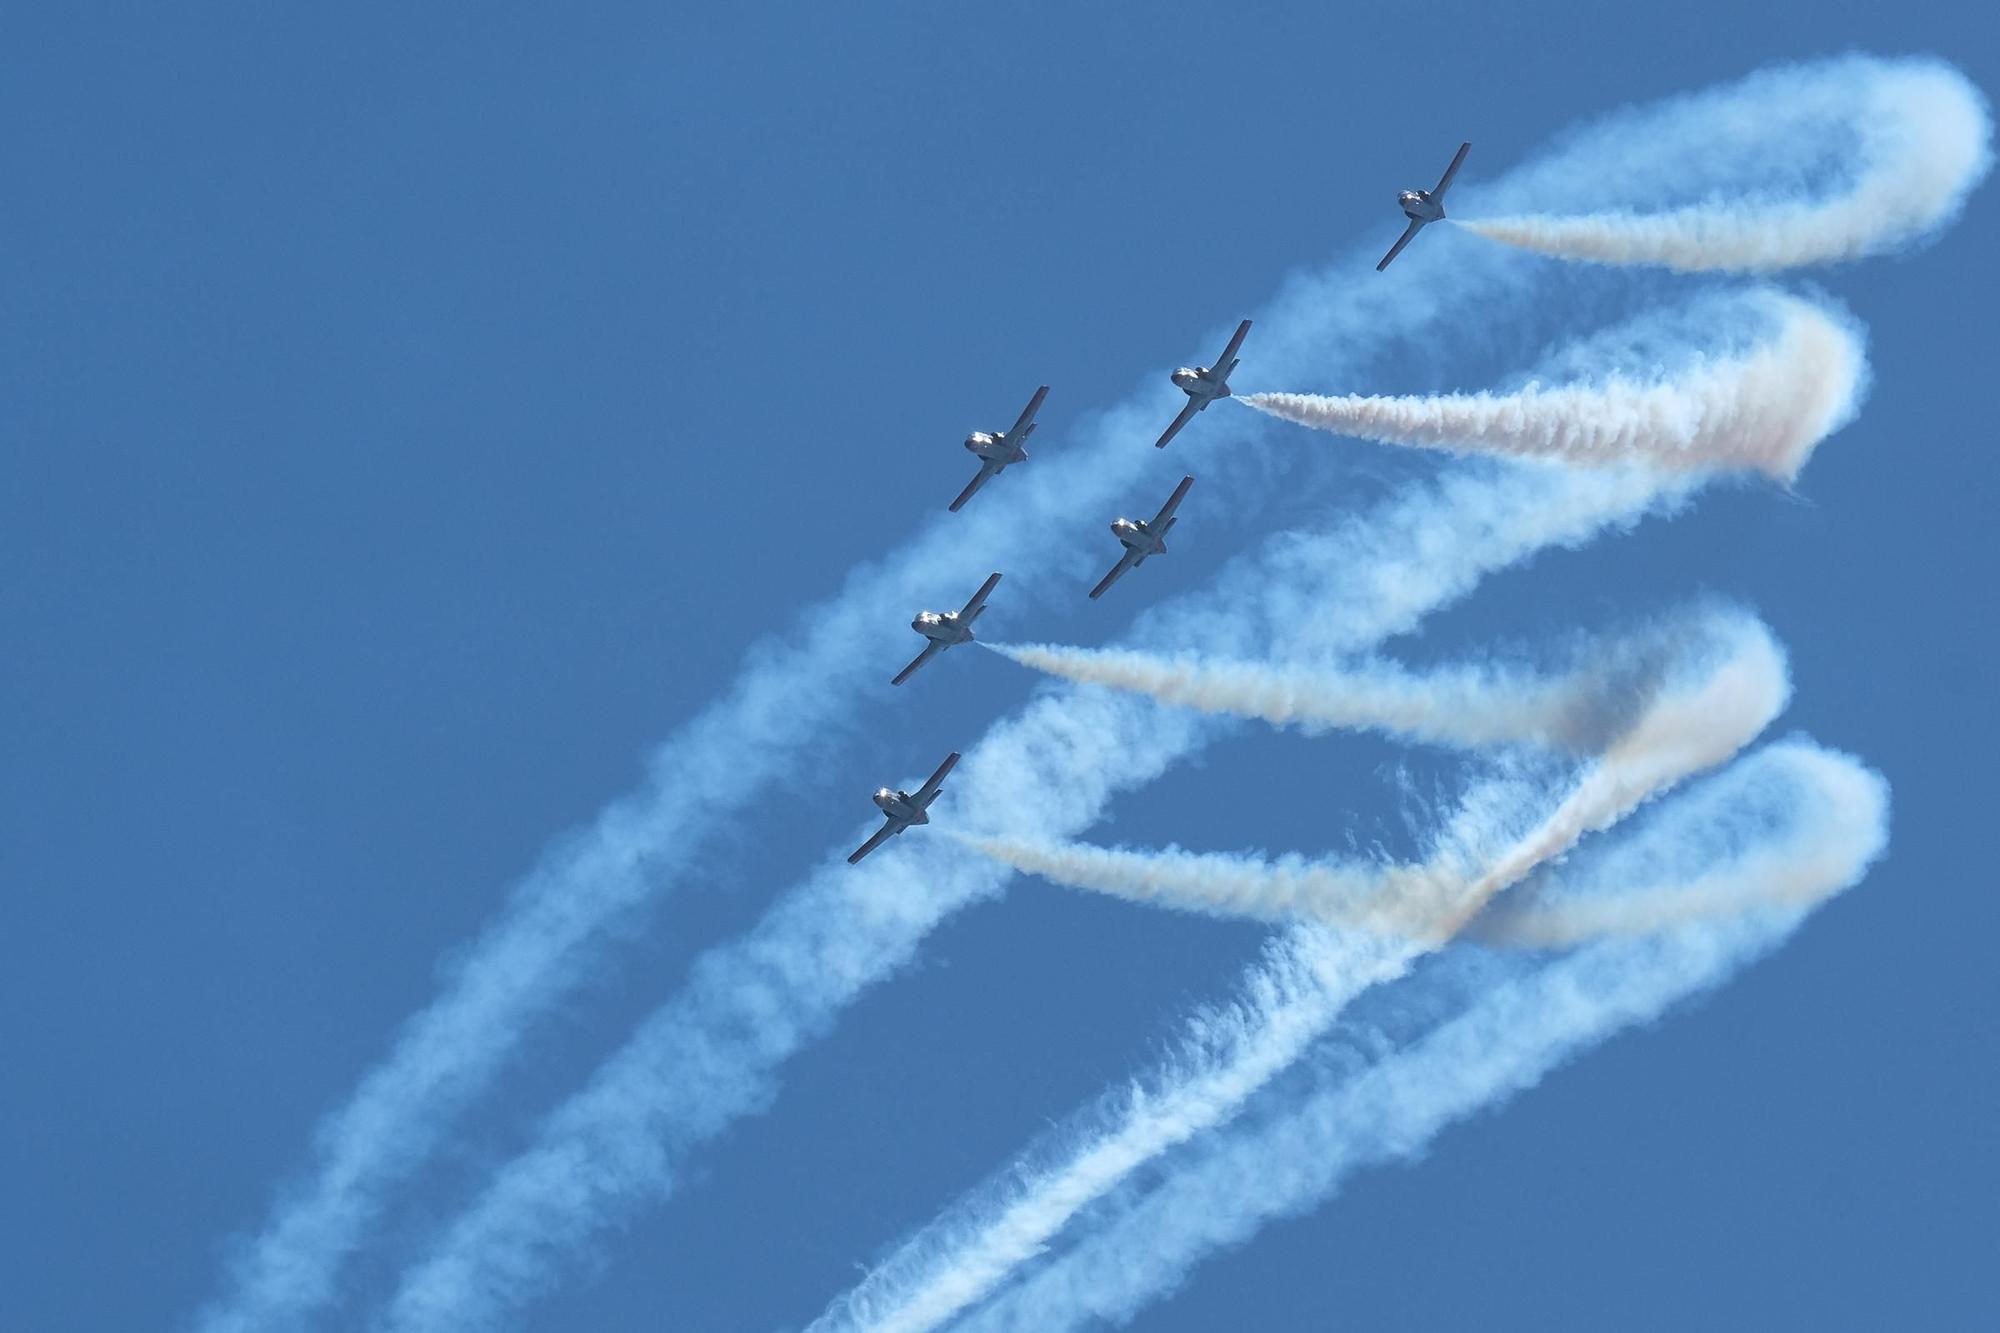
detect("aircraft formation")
[851,144,1470,863]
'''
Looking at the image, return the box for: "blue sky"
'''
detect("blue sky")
[2,5,1994,1330]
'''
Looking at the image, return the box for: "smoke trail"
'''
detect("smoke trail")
[382,287,1862,1331]
[969,621,1788,934]
[1460,59,1991,272]
[988,603,1764,752]
[365,54,1911,1329]
[207,52,1944,1325]
[957,743,1888,1332]
[817,742,1880,1333]
[377,462,1699,1333]
[1241,291,1864,479]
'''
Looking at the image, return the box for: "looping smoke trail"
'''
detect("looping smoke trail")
[1241,291,1865,479]
[822,629,1790,1333]
[1460,58,1992,272]
[989,603,1769,753]
[958,744,1889,1333]
[969,621,1789,937]
[364,56,1908,1333]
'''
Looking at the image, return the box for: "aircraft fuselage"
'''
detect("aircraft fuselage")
[912,609,978,646]
[871,787,928,825]
[1399,189,1445,224]
[1111,516,1170,558]
[966,429,1029,464]
[1171,365,1232,403]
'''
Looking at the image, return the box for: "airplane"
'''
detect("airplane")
[848,751,961,864]
[950,385,1049,512]
[892,572,1002,685]
[1090,475,1194,600]
[1155,319,1252,449]
[1377,141,1470,271]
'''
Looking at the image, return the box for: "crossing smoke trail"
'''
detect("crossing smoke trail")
[1460,59,1991,273]
[208,57,1962,1330]
[988,603,1761,753]
[384,286,1862,1332]
[1240,291,1864,478]
[968,619,1789,935]
[818,742,1882,1333]
[826,625,1785,1332]
[361,52,1944,1332]
[959,743,1889,1332]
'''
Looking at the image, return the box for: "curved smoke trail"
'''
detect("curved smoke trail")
[1460,57,1991,272]
[1240,290,1865,478]
[969,619,1789,934]
[988,603,1763,753]
[823,742,1884,1333]
[361,55,1928,1333]
[958,743,1889,1332]
[385,287,1864,1333]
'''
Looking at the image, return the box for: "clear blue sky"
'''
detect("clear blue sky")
[2,4,1993,1330]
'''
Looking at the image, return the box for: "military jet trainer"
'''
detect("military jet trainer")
[848,751,960,864]
[949,385,1049,512]
[1377,141,1471,271]
[1155,319,1251,449]
[892,572,1002,685]
[1090,475,1194,600]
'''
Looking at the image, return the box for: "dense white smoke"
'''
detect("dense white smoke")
[955,743,1888,1332]
[328,52,1938,1333]
[1241,292,1865,479]
[969,621,1789,935]
[1461,58,1991,271]
[989,605,1768,753]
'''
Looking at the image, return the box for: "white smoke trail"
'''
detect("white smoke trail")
[824,639,1785,1332]
[1241,291,1865,479]
[363,52,1916,1329]
[210,54,1946,1324]
[969,622,1788,935]
[817,742,1880,1333]
[1461,59,1991,272]
[957,743,1888,1332]
[377,462,1695,1333]
[988,603,1764,752]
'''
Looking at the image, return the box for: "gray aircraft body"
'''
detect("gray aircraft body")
[1090,475,1195,600]
[1155,319,1252,448]
[892,572,1002,685]
[848,751,960,864]
[1377,141,1471,271]
[950,385,1049,512]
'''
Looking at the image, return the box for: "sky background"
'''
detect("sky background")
[3,4,1994,1330]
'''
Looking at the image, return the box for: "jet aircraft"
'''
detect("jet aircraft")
[1155,319,1252,449]
[1377,141,1470,271]
[848,751,961,864]
[892,572,1002,685]
[950,385,1049,512]
[1090,475,1195,600]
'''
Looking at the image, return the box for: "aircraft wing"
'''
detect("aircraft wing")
[891,640,944,687]
[1153,398,1202,449]
[1089,548,1143,600]
[1007,385,1050,442]
[949,459,1002,512]
[1376,219,1424,271]
[847,819,901,865]
[1213,319,1252,375]
[1149,475,1195,529]
[1432,141,1471,200]
[912,751,961,806]
[957,571,1002,619]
